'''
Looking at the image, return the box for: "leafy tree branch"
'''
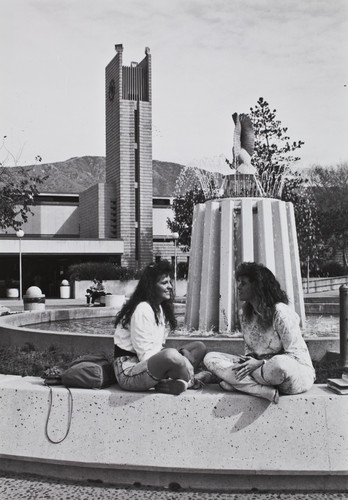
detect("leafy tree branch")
[0,136,46,231]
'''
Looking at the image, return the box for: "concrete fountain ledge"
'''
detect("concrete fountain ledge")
[0,308,340,361]
[0,307,116,354]
[0,374,347,491]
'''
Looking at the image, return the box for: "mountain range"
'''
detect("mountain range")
[3,156,187,198]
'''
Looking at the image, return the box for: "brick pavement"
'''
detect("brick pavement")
[0,472,347,500]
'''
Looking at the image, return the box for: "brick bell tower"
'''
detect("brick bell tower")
[105,44,153,269]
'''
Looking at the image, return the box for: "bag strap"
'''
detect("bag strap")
[45,384,73,444]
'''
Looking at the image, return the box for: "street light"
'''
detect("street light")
[16,229,24,300]
[172,232,179,295]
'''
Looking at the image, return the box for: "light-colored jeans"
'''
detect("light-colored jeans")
[204,352,315,395]
[114,356,160,392]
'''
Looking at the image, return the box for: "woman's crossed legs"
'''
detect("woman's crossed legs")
[204,352,278,402]
[204,351,314,401]
[252,354,315,394]
[151,341,207,394]
[114,341,207,395]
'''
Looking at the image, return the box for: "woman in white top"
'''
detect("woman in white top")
[114,260,207,395]
[204,262,315,403]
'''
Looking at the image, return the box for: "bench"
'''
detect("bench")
[0,374,347,491]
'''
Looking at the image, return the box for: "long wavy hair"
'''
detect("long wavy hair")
[236,262,288,326]
[114,260,177,331]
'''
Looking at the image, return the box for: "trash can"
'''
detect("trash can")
[23,286,45,311]
[60,279,70,299]
[6,288,19,298]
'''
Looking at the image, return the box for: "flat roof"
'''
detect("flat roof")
[0,238,124,255]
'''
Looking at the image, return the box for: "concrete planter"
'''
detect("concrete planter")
[23,295,45,312]
[104,294,125,308]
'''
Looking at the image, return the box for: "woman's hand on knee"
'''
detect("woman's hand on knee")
[232,356,263,381]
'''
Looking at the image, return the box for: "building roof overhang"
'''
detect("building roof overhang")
[0,238,123,256]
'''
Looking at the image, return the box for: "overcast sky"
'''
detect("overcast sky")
[0,0,347,173]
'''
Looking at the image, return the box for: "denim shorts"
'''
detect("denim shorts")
[113,356,161,392]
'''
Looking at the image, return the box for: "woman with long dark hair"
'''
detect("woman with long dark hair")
[203,262,315,403]
[113,260,207,395]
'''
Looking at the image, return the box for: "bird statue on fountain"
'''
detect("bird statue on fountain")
[223,112,265,197]
[232,112,255,173]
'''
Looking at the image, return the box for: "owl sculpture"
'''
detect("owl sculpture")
[232,112,256,174]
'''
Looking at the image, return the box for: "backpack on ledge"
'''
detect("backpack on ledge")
[42,353,116,389]
[42,354,116,444]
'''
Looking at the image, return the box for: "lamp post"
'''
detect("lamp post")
[16,229,24,300]
[172,232,179,296]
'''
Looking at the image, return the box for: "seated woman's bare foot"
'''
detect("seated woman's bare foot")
[155,379,188,395]
[273,389,280,404]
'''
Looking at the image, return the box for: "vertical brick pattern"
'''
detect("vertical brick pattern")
[99,184,118,238]
[105,50,122,186]
[138,100,153,267]
[79,184,117,238]
[79,185,100,237]
[119,100,136,265]
[136,50,153,267]
[105,47,153,269]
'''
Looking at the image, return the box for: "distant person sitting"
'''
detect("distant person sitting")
[86,279,106,306]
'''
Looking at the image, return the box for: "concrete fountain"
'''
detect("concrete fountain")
[185,112,305,333]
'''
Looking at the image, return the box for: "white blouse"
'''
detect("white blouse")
[114,302,168,362]
[241,302,314,371]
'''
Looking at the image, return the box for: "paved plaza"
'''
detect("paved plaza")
[0,472,347,500]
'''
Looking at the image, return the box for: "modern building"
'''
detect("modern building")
[0,45,188,297]
[105,44,153,268]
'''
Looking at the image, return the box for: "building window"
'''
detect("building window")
[153,198,171,207]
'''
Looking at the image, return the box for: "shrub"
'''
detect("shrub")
[313,358,342,383]
[302,260,348,278]
[67,262,141,281]
[319,261,347,277]
[0,345,76,377]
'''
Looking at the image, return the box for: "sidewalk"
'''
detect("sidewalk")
[0,472,345,500]
[0,297,87,313]
[0,289,340,314]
